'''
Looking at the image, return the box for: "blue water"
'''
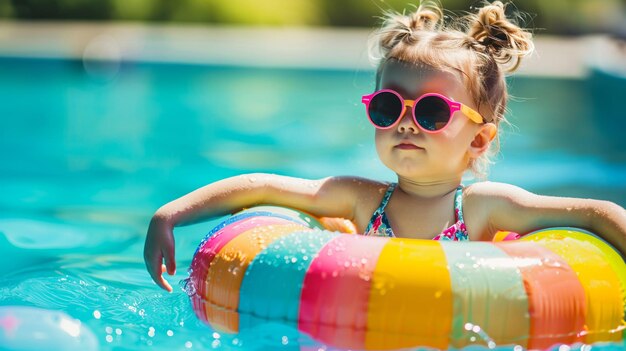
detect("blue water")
[0,57,625,351]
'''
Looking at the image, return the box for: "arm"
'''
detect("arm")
[468,182,626,255]
[144,173,362,292]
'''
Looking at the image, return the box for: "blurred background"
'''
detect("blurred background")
[0,1,625,351]
[0,0,624,36]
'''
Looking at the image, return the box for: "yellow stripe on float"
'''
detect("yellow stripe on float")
[365,239,452,350]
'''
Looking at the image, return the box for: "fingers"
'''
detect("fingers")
[144,218,176,293]
[145,251,173,293]
[160,265,174,293]
[162,235,177,276]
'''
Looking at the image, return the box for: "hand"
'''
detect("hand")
[144,214,177,292]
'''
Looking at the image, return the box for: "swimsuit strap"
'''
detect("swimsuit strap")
[432,185,469,241]
[363,183,397,237]
[454,185,464,223]
[377,182,397,213]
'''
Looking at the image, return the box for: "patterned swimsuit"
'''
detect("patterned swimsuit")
[363,183,469,241]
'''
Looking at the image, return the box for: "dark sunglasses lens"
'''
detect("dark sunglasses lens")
[414,96,451,131]
[368,92,403,128]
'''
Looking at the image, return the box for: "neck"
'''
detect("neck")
[396,175,462,199]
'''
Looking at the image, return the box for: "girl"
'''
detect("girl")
[144,1,626,292]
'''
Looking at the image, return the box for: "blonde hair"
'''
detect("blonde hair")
[368,1,534,178]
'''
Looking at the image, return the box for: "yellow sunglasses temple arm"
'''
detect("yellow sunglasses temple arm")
[460,104,485,124]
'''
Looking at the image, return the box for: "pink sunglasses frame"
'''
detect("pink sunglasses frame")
[361,89,485,133]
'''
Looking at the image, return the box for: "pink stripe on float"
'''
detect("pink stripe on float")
[495,242,586,349]
[299,235,389,350]
[190,216,296,319]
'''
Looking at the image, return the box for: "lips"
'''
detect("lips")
[394,142,423,150]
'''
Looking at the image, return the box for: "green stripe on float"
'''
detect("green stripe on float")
[238,229,336,329]
[441,241,529,348]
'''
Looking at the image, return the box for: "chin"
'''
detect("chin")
[389,163,431,179]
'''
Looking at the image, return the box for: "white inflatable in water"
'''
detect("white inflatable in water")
[0,306,98,351]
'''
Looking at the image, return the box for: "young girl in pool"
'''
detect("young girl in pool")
[144,1,626,292]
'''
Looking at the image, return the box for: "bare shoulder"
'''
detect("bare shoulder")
[464,181,530,201]
[322,176,391,208]
[313,176,387,197]
[306,176,390,222]
[462,181,531,240]
[323,176,392,232]
[262,174,390,231]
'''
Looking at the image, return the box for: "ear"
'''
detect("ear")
[468,123,497,158]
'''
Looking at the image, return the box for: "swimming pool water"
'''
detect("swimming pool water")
[0,57,624,350]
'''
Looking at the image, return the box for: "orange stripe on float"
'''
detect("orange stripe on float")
[204,223,308,332]
[495,241,586,349]
[365,239,452,350]
[521,229,624,343]
[191,216,296,324]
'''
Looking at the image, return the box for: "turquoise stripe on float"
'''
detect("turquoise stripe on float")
[238,229,337,329]
[440,241,530,348]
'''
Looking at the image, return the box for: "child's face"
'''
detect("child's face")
[374,60,484,181]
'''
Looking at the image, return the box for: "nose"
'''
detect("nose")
[396,108,419,134]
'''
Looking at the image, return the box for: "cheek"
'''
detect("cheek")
[374,130,387,154]
[432,122,474,154]
[374,130,395,162]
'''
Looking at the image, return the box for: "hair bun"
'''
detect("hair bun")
[468,1,534,72]
[376,2,442,55]
[408,6,441,31]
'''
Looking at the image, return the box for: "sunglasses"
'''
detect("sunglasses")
[361,89,485,133]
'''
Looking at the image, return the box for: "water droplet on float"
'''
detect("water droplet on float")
[281,336,289,345]
[248,177,257,183]
[185,341,193,348]
[93,310,101,319]
[167,330,174,337]
[106,335,113,343]
[181,278,196,296]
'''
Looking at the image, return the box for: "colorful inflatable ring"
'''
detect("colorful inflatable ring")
[187,205,626,350]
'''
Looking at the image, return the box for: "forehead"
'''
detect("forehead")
[379,59,462,97]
